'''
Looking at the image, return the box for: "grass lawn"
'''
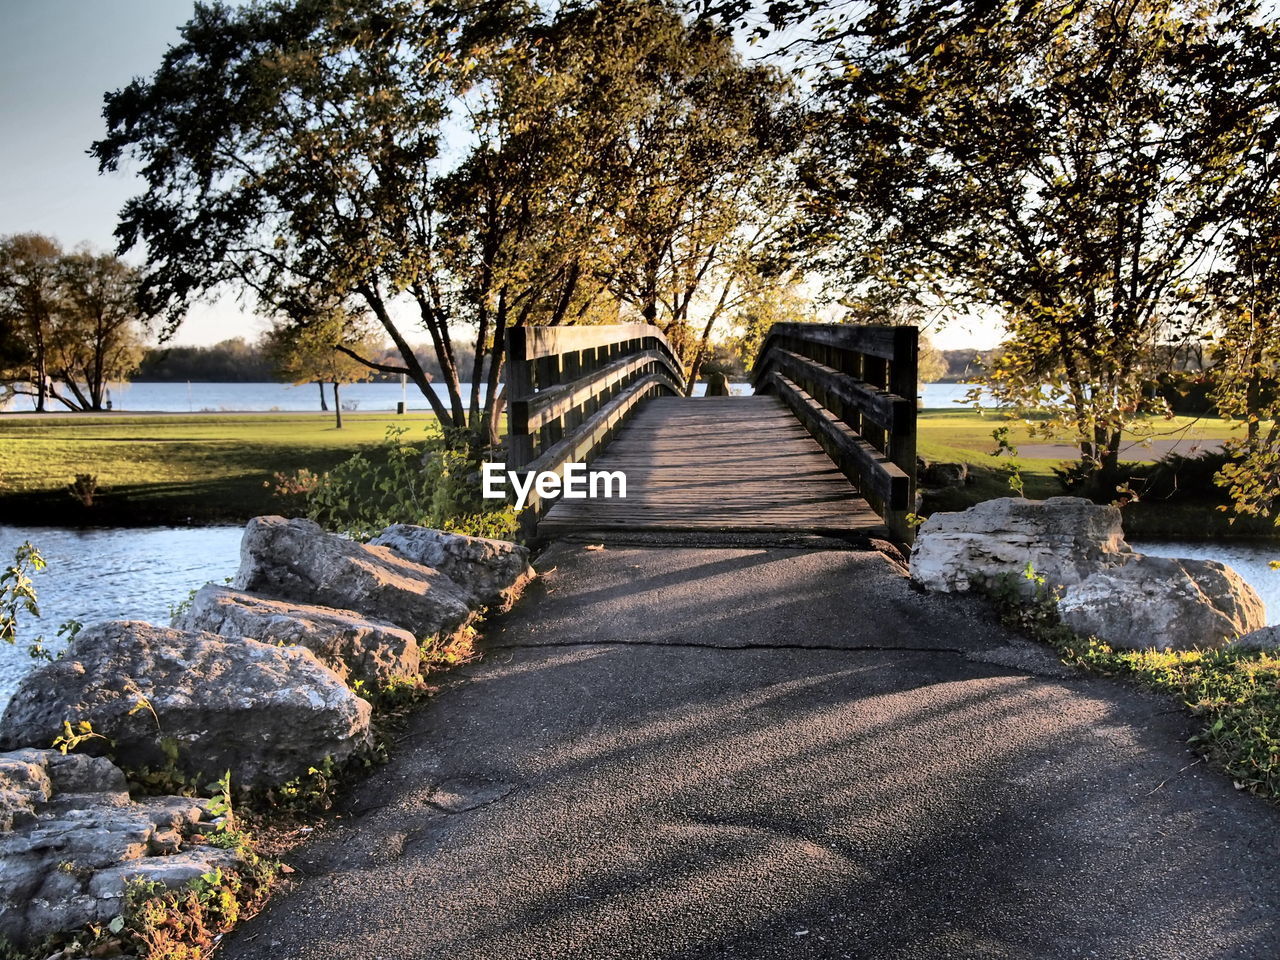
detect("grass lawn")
[0,413,441,526]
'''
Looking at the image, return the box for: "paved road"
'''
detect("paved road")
[223,542,1280,960]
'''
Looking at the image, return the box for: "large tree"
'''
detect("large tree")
[0,234,62,412]
[47,250,149,411]
[712,0,1278,481]
[0,235,149,411]
[94,0,796,450]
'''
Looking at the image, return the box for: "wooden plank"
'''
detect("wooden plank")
[539,395,883,537]
[750,324,903,380]
[771,374,911,511]
[517,372,682,519]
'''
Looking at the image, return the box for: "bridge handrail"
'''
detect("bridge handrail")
[505,323,686,528]
[751,323,918,542]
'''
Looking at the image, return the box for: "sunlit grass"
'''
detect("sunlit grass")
[0,413,441,525]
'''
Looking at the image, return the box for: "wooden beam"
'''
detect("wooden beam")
[771,373,910,511]
[509,349,684,434]
[757,348,913,434]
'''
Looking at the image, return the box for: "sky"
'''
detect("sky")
[0,0,999,351]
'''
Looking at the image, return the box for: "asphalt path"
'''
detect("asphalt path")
[222,542,1280,960]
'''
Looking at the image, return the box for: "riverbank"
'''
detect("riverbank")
[915,409,1276,539]
[0,413,440,526]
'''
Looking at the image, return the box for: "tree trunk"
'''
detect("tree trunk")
[318,381,328,411]
[333,382,342,429]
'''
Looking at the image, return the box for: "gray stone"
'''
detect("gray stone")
[235,516,474,639]
[175,583,421,687]
[370,524,535,609]
[1058,556,1266,651]
[1232,625,1280,650]
[0,620,372,788]
[0,752,51,832]
[0,749,240,946]
[910,496,1134,595]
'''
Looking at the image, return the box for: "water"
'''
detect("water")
[0,525,243,710]
[1,380,977,413]
[1,379,753,413]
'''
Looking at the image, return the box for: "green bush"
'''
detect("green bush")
[285,425,516,541]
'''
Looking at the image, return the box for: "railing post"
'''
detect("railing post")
[887,326,919,544]
[505,327,534,471]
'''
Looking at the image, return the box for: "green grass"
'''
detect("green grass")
[915,407,1278,538]
[0,413,441,526]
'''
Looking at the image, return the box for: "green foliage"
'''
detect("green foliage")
[300,425,515,541]
[0,541,44,646]
[1,542,80,661]
[50,720,110,756]
[270,756,341,814]
[989,425,1026,497]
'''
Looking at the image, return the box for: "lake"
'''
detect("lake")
[0,523,1276,713]
[0,381,986,413]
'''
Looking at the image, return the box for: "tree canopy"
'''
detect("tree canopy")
[95,0,799,446]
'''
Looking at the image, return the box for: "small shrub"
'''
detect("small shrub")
[293,425,516,541]
[67,474,100,507]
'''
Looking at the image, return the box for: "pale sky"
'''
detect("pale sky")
[0,0,999,351]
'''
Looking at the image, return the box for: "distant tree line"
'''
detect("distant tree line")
[135,337,476,386]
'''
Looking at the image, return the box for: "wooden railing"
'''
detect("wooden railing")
[751,323,918,543]
[505,323,685,530]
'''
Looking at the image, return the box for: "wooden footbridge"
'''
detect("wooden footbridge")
[504,323,918,543]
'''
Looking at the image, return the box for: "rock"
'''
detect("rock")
[370,524,534,609]
[1232,625,1280,650]
[0,748,239,946]
[919,460,969,488]
[0,752,51,832]
[0,621,372,788]
[235,516,474,639]
[174,583,421,688]
[1058,556,1266,651]
[910,496,1134,595]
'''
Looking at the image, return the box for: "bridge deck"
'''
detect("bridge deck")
[539,395,883,538]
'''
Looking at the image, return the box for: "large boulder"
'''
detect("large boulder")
[0,621,372,788]
[910,496,1134,595]
[1058,556,1266,651]
[0,748,239,946]
[235,517,474,639]
[370,524,534,609]
[175,583,421,688]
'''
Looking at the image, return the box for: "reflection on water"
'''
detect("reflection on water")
[0,526,242,710]
[1132,540,1280,628]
